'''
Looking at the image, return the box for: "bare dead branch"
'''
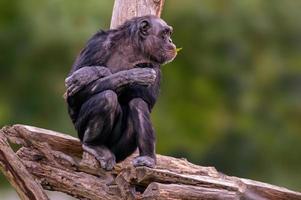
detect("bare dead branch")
[1,124,301,200]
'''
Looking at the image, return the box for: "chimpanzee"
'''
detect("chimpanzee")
[65,15,177,170]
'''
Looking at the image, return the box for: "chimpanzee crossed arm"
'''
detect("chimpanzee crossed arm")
[65,66,156,98]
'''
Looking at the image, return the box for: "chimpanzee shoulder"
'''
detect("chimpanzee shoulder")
[70,30,112,74]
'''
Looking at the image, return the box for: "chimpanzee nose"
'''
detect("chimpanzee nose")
[167,43,176,51]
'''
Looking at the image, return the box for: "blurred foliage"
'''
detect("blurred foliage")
[1,0,301,192]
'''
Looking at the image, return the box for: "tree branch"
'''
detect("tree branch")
[0,129,49,200]
[1,124,301,200]
[110,0,165,29]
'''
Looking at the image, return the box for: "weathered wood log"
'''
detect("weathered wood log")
[1,124,301,200]
[0,129,49,200]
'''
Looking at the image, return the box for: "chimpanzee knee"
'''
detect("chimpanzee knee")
[75,90,119,143]
[99,90,118,112]
[129,98,148,112]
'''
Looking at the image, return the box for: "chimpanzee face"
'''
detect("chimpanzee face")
[138,16,177,65]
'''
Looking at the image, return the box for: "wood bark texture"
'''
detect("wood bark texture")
[1,124,301,200]
[0,130,49,200]
[110,0,165,29]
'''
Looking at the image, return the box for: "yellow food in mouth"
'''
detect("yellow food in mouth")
[176,47,182,52]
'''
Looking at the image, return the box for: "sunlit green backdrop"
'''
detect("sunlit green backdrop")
[1,0,301,192]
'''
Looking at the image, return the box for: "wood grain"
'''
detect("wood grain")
[110,0,165,29]
[1,124,301,200]
[0,130,49,200]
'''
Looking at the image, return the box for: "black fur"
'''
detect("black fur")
[65,15,176,169]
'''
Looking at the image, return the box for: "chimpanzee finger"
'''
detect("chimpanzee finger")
[66,77,78,88]
[70,87,80,96]
[65,77,72,87]
[70,85,82,96]
[67,84,77,95]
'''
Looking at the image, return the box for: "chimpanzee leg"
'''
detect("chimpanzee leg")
[129,98,156,168]
[110,98,156,166]
[75,90,121,170]
[110,105,138,162]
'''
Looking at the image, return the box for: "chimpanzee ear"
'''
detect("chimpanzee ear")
[139,20,150,37]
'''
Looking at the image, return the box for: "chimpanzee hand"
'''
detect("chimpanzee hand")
[126,68,157,86]
[65,66,111,96]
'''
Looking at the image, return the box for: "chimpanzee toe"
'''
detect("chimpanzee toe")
[133,156,156,168]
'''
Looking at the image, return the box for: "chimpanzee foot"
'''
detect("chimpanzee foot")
[96,155,116,171]
[82,144,116,170]
[133,156,156,168]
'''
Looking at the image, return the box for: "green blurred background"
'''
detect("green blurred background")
[1,0,301,197]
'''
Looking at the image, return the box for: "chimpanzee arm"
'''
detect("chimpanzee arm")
[66,67,156,124]
[68,68,156,100]
[65,66,112,96]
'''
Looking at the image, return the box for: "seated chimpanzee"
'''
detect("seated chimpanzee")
[65,15,177,170]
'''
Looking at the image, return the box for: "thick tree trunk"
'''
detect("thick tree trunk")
[1,124,301,200]
[110,0,165,28]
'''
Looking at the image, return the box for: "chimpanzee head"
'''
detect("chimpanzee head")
[135,15,177,65]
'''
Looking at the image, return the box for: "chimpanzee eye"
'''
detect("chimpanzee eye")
[165,28,172,36]
[160,29,170,40]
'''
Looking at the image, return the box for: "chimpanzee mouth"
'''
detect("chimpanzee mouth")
[164,49,177,64]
